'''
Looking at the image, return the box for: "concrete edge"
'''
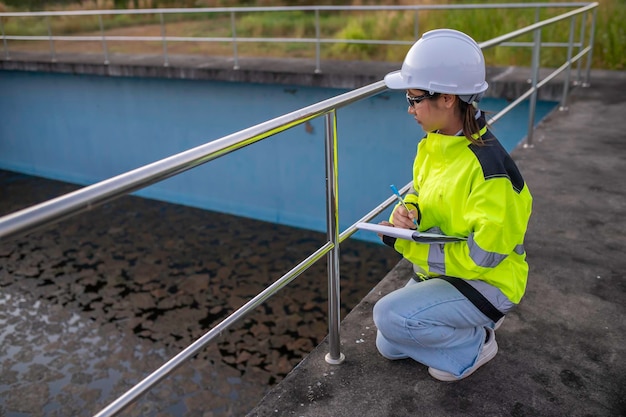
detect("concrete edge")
[0,52,603,100]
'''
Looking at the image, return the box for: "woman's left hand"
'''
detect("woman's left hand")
[376,221,394,240]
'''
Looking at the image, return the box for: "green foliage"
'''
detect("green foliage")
[329,18,376,60]
[2,0,79,11]
[237,10,316,38]
[426,0,624,70]
[0,0,623,69]
[594,0,626,69]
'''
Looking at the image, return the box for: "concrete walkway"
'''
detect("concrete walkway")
[247,70,626,417]
[2,50,624,415]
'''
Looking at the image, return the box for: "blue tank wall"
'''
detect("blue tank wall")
[0,71,556,242]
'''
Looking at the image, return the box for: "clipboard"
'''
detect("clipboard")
[356,222,466,244]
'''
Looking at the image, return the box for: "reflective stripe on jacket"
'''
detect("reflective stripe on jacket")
[391,123,532,304]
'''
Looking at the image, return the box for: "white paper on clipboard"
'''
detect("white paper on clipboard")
[356,222,466,244]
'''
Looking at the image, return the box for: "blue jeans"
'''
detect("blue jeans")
[373,278,497,378]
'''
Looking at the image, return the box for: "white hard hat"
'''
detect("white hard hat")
[384,29,488,103]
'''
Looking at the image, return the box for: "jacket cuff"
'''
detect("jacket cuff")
[404,202,422,224]
[382,235,397,248]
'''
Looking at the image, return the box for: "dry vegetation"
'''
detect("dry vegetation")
[0,0,623,69]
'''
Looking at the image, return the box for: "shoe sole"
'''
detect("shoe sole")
[428,328,498,381]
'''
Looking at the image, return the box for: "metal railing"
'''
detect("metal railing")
[0,3,595,74]
[0,3,597,416]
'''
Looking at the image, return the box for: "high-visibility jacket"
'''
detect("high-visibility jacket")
[390,121,532,304]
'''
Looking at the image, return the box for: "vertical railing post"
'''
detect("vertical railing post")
[159,12,169,67]
[314,8,321,74]
[575,11,587,84]
[46,15,56,62]
[230,11,239,70]
[0,16,10,60]
[98,14,109,65]
[324,110,345,365]
[413,9,419,39]
[582,7,597,87]
[559,16,576,111]
[525,27,541,148]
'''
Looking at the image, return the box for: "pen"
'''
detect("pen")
[390,184,418,228]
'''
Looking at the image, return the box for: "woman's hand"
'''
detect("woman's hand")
[391,206,418,230]
[376,221,394,240]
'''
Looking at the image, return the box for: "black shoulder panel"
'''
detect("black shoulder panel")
[468,132,525,194]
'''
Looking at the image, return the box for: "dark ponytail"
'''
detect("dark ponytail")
[459,100,486,146]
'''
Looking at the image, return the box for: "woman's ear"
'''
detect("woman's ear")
[441,94,457,108]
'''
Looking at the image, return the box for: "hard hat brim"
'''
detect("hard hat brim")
[384,70,413,90]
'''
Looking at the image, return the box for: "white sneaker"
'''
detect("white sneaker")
[428,327,498,382]
[494,316,505,330]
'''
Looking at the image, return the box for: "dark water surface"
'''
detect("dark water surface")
[0,170,401,417]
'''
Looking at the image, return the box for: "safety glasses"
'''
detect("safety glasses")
[406,92,439,107]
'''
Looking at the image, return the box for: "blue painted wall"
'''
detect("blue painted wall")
[0,71,557,242]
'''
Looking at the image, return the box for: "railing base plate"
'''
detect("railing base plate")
[325,352,346,365]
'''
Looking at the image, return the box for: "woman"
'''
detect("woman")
[373,29,532,381]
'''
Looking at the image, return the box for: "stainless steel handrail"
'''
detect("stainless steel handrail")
[0,3,596,73]
[0,3,598,416]
[475,2,597,145]
[0,81,386,242]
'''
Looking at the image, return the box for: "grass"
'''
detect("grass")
[0,0,624,70]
